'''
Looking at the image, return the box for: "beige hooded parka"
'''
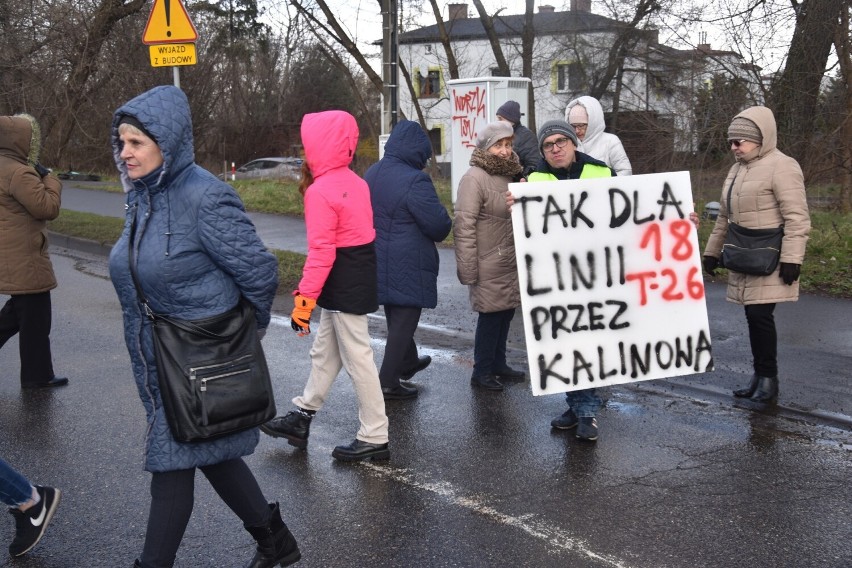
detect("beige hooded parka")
[0,114,62,294]
[704,106,810,305]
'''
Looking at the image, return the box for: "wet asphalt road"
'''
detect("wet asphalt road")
[0,184,849,567]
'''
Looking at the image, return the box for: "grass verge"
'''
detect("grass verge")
[695,206,851,298]
[54,180,850,299]
[48,209,305,294]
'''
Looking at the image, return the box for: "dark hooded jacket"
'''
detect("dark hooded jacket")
[0,114,62,294]
[511,122,541,177]
[364,120,452,308]
[107,86,278,473]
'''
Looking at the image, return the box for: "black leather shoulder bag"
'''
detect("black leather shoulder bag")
[721,176,784,276]
[128,216,276,442]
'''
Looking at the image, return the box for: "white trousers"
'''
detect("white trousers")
[293,309,389,444]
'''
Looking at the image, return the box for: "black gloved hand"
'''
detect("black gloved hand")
[703,256,719,276]
[779,262,801,285]
[34,163,50,177]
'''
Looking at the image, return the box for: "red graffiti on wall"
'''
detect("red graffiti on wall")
[451,86,487,149]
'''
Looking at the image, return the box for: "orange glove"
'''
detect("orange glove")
[290,293,317,336]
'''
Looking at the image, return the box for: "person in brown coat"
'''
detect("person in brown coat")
[703,106,810,404]
[454,121,525,392]
[0,114,67,389]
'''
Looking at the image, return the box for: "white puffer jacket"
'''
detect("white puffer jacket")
[565,96,632,176]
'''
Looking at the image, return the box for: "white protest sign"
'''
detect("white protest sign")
[510,171,713,396]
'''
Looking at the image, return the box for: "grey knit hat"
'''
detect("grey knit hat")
[537,120,579,152]
[727,117,762,144]
[475,121,514,150]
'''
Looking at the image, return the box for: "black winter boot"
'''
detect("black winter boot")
[733,374,759,398]
[244,503,301,568]
[750,376,778,404]
[260,409,313,449]
[471,374,504,391]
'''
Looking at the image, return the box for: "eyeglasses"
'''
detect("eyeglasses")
[729,139,748,148]
[542,137,572,153]
[570,123,588,130]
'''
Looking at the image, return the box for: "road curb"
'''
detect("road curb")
[49,231,113,258]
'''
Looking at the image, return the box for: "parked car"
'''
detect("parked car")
[57,171,102,181]
[228,157,302,181]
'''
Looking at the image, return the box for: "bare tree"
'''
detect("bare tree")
[831,3,851,211]
[470,0,510,76]
[42,0,149,164]
[289,0,383,93]
[427,0,460,79]
[587,0,662,103]
[767,0,845,162]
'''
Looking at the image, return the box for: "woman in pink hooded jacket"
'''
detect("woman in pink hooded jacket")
[261,111,390,462]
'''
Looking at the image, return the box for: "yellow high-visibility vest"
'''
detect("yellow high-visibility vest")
[527,163,612,182]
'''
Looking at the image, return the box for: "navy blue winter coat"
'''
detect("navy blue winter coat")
[107,86,279,473]
[365,120,451,308]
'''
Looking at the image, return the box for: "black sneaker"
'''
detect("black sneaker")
[550,408,579,430]
[9,486,61,557]
[260,410,312,449]
[576,417,599,441]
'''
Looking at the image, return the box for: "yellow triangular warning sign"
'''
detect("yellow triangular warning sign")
[142,0,198,45]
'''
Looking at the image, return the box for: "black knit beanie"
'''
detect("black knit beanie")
[118,115,156,142]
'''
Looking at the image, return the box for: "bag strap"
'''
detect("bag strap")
[152,313,232,340]
[128,213,157,321]
[128,214,236,340]
[725,166,739,224]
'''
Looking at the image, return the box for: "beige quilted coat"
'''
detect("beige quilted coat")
[454,165,521,313]
[704,106,810,305]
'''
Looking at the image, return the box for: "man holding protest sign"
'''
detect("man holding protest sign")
[507,122,709,444]
[527,120,614,441]
[506,120,713,441]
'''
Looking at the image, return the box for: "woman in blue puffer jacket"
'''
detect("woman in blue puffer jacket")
[108,86,299,568]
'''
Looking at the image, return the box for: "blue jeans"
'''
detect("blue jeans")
[565,389,603,418]
[0,457,33,507]
[473,309,515,378]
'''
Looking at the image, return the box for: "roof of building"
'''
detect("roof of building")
[399,9,629,44]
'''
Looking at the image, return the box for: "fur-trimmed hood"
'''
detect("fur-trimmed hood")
[0,114,41,166]
[0,113,61,295]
